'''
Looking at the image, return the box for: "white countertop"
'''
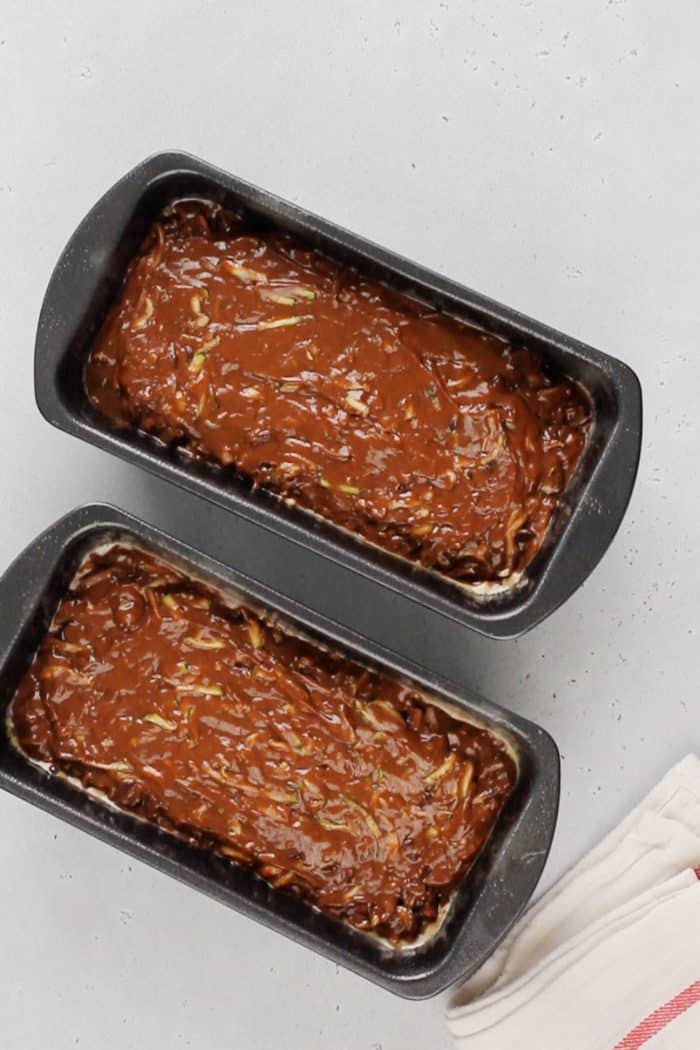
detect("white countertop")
[1,2,698,1047]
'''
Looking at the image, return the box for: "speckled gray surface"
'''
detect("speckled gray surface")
[0,2,698,1048]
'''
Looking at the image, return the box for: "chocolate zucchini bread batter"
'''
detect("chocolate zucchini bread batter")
[11,545,516,944]
[85,201,591,586]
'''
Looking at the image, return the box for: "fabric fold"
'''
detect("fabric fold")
[446,754,700,1050]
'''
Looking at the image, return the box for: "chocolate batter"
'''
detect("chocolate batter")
[11,545,516,944]
[85,201,591,586]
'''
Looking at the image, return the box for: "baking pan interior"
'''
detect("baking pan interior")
[43,161,636,631]
[0,509,556,996]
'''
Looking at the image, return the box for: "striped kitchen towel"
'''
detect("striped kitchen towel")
[446,754,700,1049]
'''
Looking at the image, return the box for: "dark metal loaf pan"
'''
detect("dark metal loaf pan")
[0,504,558,999]
[34,151,642,637]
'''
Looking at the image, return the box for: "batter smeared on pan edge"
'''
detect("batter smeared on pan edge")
[10,545,516,944]
[85,201,591,588]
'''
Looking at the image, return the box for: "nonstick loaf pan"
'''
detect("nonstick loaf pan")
[0,504,558,999]
[34,151,642,638]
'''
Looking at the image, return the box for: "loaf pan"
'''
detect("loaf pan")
[34,151,642,637]
[0,504,558,998]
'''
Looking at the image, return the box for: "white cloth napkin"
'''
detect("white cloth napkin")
[446,754,700,1050]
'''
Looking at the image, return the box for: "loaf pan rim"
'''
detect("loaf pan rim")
[33,150,643,639]
[0,502,559,998]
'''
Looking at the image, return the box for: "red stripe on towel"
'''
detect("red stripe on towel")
[612,981,700,1049]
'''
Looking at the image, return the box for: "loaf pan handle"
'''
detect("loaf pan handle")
[442,722,560,995]
[0,506,107,667]
[34,152,204,429]
[507,363,642,636]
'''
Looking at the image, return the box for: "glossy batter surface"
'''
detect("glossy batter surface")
[85,201,591,585]
[10,546,516,944]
